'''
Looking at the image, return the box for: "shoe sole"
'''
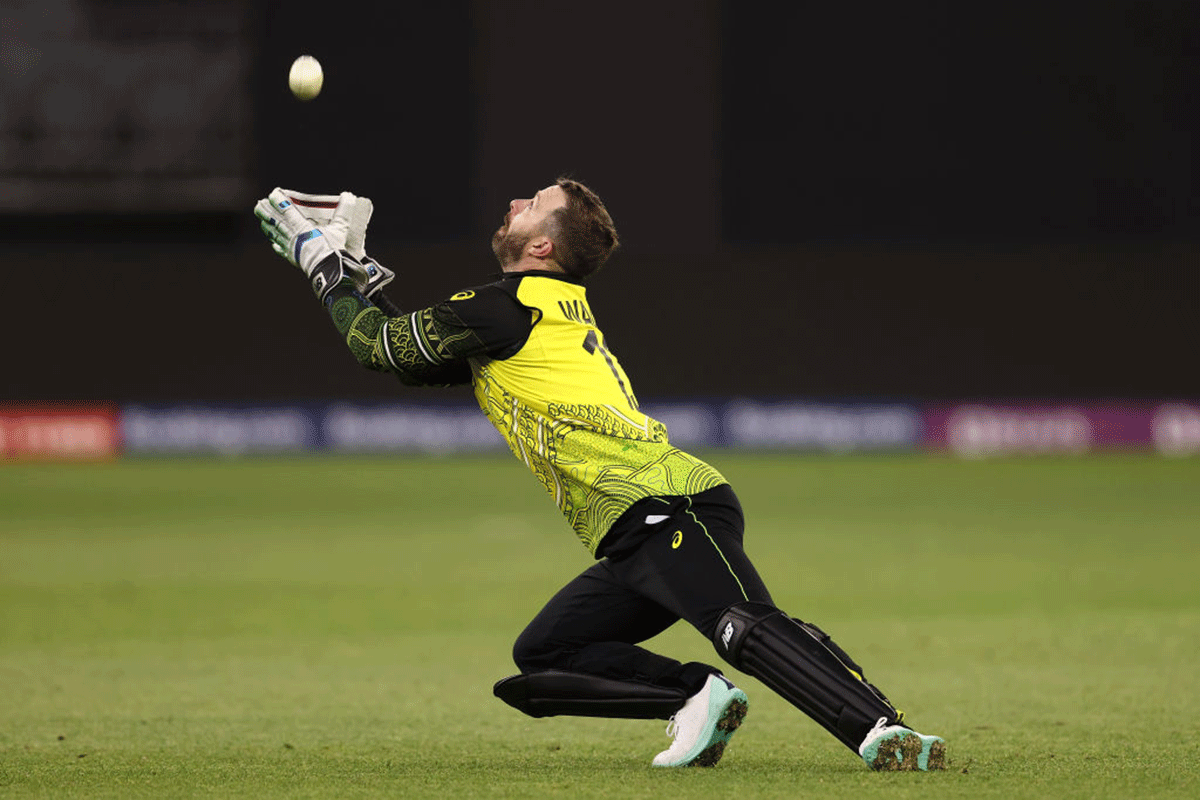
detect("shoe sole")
[866,730,946,771]
[686,695,748,767]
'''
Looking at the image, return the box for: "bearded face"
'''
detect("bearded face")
[491,222,531,268]
[491,187,568,269]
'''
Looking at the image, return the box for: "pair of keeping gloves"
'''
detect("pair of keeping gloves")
[252,188,395,301]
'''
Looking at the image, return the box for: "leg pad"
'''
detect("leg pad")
[493,670,688,720]
[713,601,900,751]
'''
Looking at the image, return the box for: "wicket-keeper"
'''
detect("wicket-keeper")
[253,179,946,770]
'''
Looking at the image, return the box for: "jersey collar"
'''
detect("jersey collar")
[495,269,584,285]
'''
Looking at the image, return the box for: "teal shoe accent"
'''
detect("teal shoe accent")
[861,725,946,771]
[690,682,749,767]
[652,676,749,767]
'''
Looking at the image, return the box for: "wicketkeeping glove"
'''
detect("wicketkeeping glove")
[314,190,393,299]
[279,188,372,258]
[253,188,357,301]
[277,189,396,299]
[353,256,396,300]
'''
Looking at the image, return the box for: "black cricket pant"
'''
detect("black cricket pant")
[512,494,774,696]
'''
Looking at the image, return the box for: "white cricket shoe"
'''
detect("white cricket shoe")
[651,674,748,767]
[858,716,946,771]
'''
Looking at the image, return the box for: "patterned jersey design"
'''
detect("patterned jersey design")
[471,276,725,553]
[328,278,473,387]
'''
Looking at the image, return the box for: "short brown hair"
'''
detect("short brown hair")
[547,178,619,279]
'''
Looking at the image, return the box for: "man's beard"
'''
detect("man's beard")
[491,223,530,267]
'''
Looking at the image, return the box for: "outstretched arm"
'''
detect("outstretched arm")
[321,274,477,387]
[254,187,533,387]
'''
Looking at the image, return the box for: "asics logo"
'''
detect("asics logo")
[671,530,683,549]
[721,622,735,650]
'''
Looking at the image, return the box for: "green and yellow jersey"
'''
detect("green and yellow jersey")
[323,270,726,555]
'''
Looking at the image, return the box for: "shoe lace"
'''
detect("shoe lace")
[864,716,890,742]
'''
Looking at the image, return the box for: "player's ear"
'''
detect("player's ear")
[528,236,553,259]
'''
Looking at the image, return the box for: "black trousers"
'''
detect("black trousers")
[512,485,774,696]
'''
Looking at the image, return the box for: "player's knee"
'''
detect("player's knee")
[511,627,564,673]
[711,601,784,668]
[510,635,541,672]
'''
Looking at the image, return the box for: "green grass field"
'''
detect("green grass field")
[2,453,1198,798]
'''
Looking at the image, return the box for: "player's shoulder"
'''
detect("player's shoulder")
[433,274,541,345]
[440,277,522,314]
[450,271,583,312]
[501,270,587,308]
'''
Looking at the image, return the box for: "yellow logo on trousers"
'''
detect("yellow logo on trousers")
[671,530,683,549]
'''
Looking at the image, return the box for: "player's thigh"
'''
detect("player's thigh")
[514,560,678,656]
[616,516,773,639]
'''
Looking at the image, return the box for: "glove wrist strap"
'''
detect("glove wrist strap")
[309,252,350,301]
[360,257,394,299]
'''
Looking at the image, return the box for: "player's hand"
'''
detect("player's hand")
[278,189,373,261]
[254,187,351,271]
[319,192,396,298]
[253,188,356,300]
[324,193,397,298]
[272,189,395,299]
[341,192,372,261]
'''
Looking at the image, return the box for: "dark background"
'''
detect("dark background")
[2,0,1196,403]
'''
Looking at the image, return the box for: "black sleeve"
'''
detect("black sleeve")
[428,284,540,360]
[323,278,535,386]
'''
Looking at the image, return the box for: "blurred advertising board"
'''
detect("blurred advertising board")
[323,403,505,453]
[1152,404,1200,457]
[7,400,1188,458]
[121,405,319,456]
[922,402,1198,458]
[0,405,117,460]
[112,400,922,456]
[719,400,920,451]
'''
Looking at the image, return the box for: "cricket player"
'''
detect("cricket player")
[253,179,946,771]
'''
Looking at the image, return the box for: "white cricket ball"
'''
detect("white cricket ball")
[288,55,323,101]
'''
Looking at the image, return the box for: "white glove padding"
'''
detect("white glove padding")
[279,188,374,261]
[253,188,357,300]
[275,189,394,298]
